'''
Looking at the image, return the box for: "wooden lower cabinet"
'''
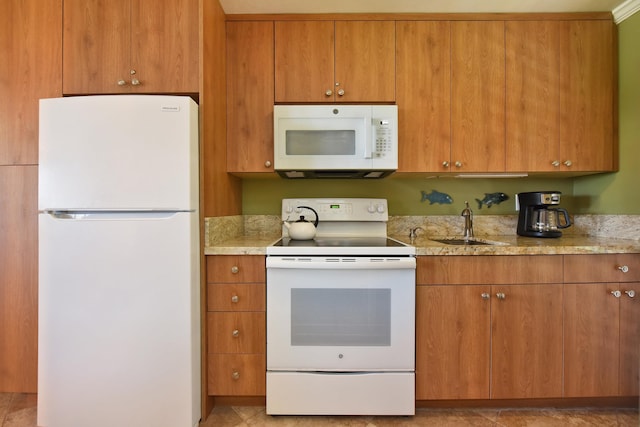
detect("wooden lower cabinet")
[416,255,564,400]
[563,254,640,397]
[416,283,563,399]
[206,256,266,396]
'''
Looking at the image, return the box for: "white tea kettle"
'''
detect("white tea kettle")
[283,205,319,240]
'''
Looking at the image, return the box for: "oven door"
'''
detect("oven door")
[266,256,415,372]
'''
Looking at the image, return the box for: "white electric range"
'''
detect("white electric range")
[266,198,416,416]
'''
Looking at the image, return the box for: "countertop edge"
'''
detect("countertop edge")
[204,235,640,256]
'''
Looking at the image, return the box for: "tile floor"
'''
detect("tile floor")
[1,393,637,426]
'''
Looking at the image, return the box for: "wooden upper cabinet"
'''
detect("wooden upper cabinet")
[505,21,562,172]
[396,21,451,173]
[559,20,615,172]
[275,21,335,103]
[451,21,506,173]
[275,20,395,103]
[226,21,275,173]
[0,0,62,165]
[63,0,198,94]
[506,20,615,173]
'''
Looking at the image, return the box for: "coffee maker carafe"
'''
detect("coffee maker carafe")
[516,191,572,238]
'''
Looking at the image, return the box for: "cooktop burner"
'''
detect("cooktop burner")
[273,237,408,248]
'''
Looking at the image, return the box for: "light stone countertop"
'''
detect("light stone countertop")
[204,234,640,256]
[204,214,640,256]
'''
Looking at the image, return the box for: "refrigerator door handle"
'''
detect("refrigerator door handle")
[43,210,192,220]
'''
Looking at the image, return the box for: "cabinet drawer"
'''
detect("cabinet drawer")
[417,255,563,285]
[207,312,265,354]
[208,283,265,312]
[208,353,266,396]
[564,254,640,283]
[207,255,265,283]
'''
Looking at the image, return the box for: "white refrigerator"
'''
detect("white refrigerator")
[37,95,201,427]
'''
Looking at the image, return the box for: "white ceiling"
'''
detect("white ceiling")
[219,0,627,15]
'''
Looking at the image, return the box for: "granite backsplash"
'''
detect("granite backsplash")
[204,214,640,247]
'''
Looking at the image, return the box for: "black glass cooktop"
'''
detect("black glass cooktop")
[272,237,408,248]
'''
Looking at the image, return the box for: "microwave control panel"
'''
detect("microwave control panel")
[373,119,393,157]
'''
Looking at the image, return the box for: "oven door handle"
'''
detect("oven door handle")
[266,257,416,270]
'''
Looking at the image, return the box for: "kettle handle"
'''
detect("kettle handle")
[297,206,319,227]
[554,208,572,229]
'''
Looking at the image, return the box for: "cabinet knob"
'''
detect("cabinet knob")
[325,90,333,96]
[131,78,141,86]
[232,329,240,338]
[496,292,506,300]
[231,295,239,303]
[231,266,239,274]
[264,160,272,168]
[563,160,573,167]
[611,290,622,298]
[442,161,450,168]
[337,89,345,96]
[618,265,629,273]
[481,292,490,300]
[551,160,561,167]
[231,371,240,380]
[117,79,127,86]
[624,290,636,298]
[454,161,462,168]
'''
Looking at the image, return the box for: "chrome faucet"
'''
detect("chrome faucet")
[409,227,423,244]
[461,201,474,240]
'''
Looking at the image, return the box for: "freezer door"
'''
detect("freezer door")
[39,95,198,211]
[37,211,200,427]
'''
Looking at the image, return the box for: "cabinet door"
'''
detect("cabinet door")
[564,283,620,397]
[619,282,640,396]
[226,21,274,173]
[416,285,490,399]
[131,0,198,93]
[491,284,563,398]
[505,21,561,172]
[63,0,131,94]
[0,0,62,165]
[559,20,614,172]
[275,21,335,103]
[334,21,396,103]
[451,21,505,172]
[396,21,451,173]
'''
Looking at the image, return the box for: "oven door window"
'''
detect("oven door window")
[291,288,390,347]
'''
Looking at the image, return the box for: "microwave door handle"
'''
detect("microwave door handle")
[365,119,375,159]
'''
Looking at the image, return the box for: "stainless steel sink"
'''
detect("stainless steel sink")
[431,238,506,246]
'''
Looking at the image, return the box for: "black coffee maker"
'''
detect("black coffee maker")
[516,191,572,238]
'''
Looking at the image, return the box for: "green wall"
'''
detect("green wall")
[243,14,639,216]
[573,12,640,214]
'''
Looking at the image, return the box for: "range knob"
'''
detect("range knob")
[376,204,385,213]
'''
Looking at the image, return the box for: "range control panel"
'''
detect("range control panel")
[282,198,388,222]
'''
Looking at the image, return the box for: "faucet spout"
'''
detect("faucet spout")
[461,201,474,240]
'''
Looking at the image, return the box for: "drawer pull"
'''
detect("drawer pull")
[231,266,239,274]
[618,265,629,273]
[481,293,490,300]
[496,292,506,300]
[231,295,239,303]
[625,290,636,298]
[232,329,240,338]
[232,371,240,380]
[611,290,622,298]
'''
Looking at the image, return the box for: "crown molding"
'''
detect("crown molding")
[613,0,640,23]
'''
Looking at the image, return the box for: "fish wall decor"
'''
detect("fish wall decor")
[421,190,453,205]
[475,192,509,209]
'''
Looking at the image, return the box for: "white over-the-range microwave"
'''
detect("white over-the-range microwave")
[273,105,398,179]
